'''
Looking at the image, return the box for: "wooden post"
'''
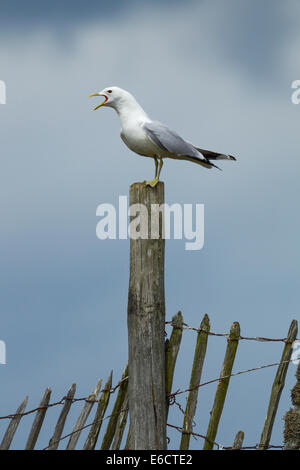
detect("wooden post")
[127,182,166,450]
[66,379,102,450]
[25,387,52,450]
[259,320,298,449]
[203,322,240,450]
[180,313,210,450]
[0,396,28,450]
[84,372,113,450]
[232,430,244,450]
[101,365,128,450]
[48,383,76,450]
[165,312,183,419]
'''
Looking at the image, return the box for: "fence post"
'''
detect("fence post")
[166,311,183,419]
[127,182,166,450]
[259,319,298,449]
[25,387,52,450]
[232,430,244,450]
[180,313,210,450]
[203,322,240,450]
[0,396,28,450]
[48,383,76,450]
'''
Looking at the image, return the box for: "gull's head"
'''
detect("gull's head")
[89,86,132,111]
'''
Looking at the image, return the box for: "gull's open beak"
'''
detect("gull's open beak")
[88,92,108,110]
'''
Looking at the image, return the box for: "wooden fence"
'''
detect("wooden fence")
[0,314,299,450]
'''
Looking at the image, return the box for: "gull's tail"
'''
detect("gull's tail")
[195,147,237,162]
[168,147,236,171]
[183,147,237,171]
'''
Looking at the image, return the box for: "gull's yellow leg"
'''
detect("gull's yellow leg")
[157,157,163,179]
[154,157,159,178]
[145,157,163,188]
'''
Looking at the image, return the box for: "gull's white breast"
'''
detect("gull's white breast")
[120,121,159,158]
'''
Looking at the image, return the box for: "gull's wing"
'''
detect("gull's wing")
[143,121,200,159]
[143,121,219,169]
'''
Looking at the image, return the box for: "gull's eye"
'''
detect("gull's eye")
[107,89,112,93]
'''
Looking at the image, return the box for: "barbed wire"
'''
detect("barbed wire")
[40,410,286,450]
[167,423,284,450]
[0,376,128,421]
[0,359,294,423]
[168,359,294,400]
[165,321,299,344]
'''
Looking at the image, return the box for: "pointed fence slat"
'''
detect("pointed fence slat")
[259,320,298,450]
[66,379,102,450]
[25,388,52,450]
[124,423,131,450]
[180,314,210,450]
[232,430,244,449]
[0,396,28,450]
[83,372,113,450]
[111,391,129,450]
[203,322,240,450]
[47,383,76,450]
[166,311,183,418]
[101,364,128,450]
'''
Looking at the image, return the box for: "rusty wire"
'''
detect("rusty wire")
[0,359,294,423]
[167,359,294,400]
[165,321,299,344]
[0,377,128,421]
[167,423,284,450]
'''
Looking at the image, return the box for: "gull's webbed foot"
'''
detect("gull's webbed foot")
[145,176,159,188]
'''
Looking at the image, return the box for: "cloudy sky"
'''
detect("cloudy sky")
[0,0,299,449]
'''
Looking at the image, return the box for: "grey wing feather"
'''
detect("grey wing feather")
[143,121,199,158]
[143,121,236,170]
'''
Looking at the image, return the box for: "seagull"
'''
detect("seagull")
[89,86,236,187]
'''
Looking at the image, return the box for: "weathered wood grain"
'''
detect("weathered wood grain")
[259,320,298,449]
[203,322,240,450]
[180,314,210,450]
[0,396,28,450]
[101,365,128,450]
[83,372,112,450]
[165,311,183,419]
[66,379,102,450]
[47,383,76,450]
[25,388,51,450]
[127,182,166,450]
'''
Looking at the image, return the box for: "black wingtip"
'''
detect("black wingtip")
[210,161,222,171]
[229,155,237,161]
